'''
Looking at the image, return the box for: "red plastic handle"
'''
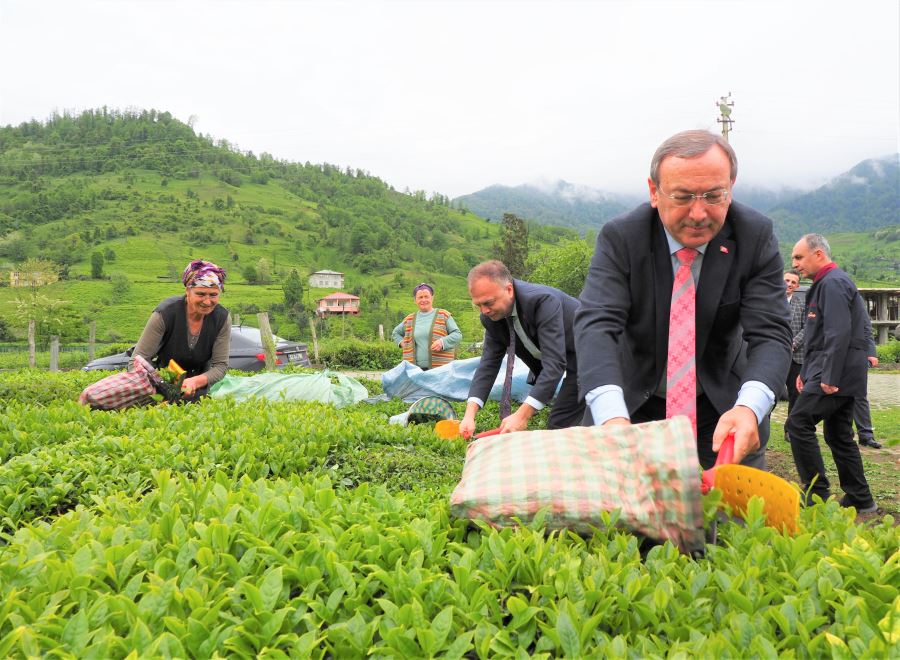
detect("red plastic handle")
[475,428,501,439]
[700,433,735,494]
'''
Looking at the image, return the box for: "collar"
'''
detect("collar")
[813,262,838,283]
[662,226,708,256]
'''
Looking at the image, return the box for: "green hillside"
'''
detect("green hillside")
[768,155,899,241]
[0,109,576,346]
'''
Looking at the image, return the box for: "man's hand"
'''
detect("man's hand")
[868,356,879,367]
[459,415,476,440]
[430,339,444,352]
[712,405,759,464]
[820,383,839,395]
[498,403,537,434]
[603,417,631,426]
[795,375,804,393]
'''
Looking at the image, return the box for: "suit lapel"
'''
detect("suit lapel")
[695,222,735,358]
[652,220,672,366]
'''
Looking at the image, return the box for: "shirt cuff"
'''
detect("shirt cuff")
[467,396,485,409]
[586,385,630,426]
[523,396,544,411]
[735,381,775,426]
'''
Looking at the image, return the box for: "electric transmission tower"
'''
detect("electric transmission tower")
[716,92,734,142]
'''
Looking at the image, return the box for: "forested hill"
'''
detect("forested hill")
[0,109,577,342]
[767,155,900,241]
[454,181,636,235]
[0,108,517,275]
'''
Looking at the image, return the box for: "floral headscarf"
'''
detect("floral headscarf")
[413,283,434,297]
[182,259,226,291]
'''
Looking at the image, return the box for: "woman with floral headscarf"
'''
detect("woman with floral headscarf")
[130,259,231,399]
[390,283,462,370]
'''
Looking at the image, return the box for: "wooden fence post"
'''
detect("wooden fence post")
[49,336,60,372]
[256,312,277,370]
[88,321,96,361]
[28,319,36,368]
[233,313,241,326]
[378,324,384,342]
[308,318,319,363]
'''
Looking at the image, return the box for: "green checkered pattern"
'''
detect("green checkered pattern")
[450,416,705,554]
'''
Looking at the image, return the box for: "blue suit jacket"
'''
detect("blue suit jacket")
[468,279,579,406]
[574,201,792,417]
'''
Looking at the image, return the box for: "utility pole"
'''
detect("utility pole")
[716,92,734,142]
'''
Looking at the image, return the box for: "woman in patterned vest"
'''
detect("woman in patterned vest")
[391,283,462,370]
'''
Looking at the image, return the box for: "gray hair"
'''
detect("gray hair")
[467,260,513,287]
[650,130,738,185]
[801,233,832,259]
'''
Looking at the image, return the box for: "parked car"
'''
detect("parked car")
[82,325,310,372]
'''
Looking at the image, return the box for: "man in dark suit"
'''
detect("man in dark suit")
[458,260,584,437]
[785,234,877,512]
[574,130,792,469]
[784,269,806,426]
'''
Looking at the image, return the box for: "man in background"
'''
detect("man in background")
[786,233,878,512]
[783,269,806,435]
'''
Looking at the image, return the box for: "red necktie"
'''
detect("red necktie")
[499,318,517,419]
[667,248,698,437]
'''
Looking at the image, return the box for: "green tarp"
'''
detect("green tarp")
[209,371,368,408]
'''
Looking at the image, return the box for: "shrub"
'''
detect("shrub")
[875,338,900,363]
[319,338,402,370]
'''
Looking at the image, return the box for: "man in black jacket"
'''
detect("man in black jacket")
[574,130,791,468]
[785,233,877,512]
[458,260,583,437]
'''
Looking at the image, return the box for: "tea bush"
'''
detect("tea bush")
[0,369,896,657]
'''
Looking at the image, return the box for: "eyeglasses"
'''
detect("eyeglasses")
[658,186,730,207]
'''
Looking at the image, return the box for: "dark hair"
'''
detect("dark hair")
[467,260,513,287]
[785,269,801,278]
[650,130,738,185]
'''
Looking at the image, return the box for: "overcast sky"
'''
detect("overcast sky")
[1,0,898,198]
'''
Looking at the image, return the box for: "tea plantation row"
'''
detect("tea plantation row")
[0,370,897,658]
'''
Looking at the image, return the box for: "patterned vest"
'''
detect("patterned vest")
[401,309,455,368]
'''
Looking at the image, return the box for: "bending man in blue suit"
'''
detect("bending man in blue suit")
[459,260,584,438]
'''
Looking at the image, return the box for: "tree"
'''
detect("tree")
[494,213,530,278]
[91,250,104,279]
[256,258,271,284]
[283,268,305,309]
[109,272,132,303]
[528,239,594,297]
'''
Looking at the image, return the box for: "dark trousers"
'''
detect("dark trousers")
[583,393,768,470]
[786,360,802,417]
[853,397,875,441]
[785,392,875,508]
[546,371,586,429]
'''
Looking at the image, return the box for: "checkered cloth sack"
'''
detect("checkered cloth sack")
[79,355,159,410]
[450,416,705,554]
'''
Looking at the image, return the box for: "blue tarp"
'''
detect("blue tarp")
[381,356,534,403]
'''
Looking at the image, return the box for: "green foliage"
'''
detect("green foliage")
[0,369,897,656]
[318,339,402,370]
[494,212,530,278]
[528,239,594,297]
[283,268,304,309]
[90,250,104,278]
[876,338,900,363]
